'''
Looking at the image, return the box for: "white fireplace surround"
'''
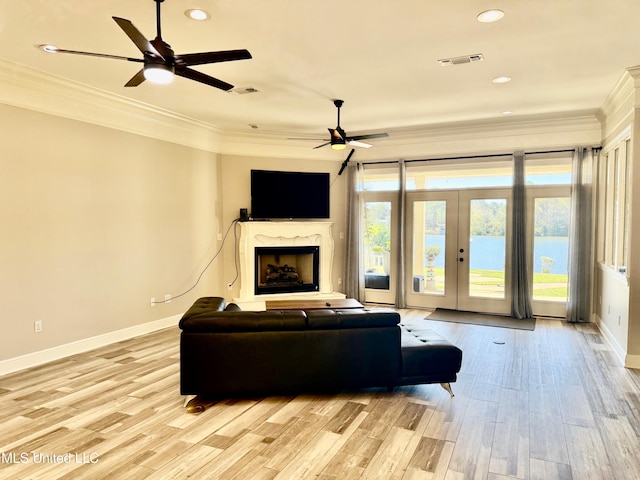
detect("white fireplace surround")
[236,221,345,308]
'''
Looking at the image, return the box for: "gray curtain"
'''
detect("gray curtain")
[395,160,407,308]
[567,147,594,322]
[511,151,533,318]
[344,163,365,301]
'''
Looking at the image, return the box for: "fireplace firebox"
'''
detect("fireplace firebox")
[255,246,319,295]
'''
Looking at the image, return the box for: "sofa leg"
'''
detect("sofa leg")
[440,382,455,397]
[185,395,207,414]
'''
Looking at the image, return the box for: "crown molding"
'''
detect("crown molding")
[0,59,224,152]
[599,68,637,143]
[221,113,601,161]
[1,58,602,161]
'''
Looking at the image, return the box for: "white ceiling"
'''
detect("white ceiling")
[1,0,639,145]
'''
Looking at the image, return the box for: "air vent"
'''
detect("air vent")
[438,53,484,66]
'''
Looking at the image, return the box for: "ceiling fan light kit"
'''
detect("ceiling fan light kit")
[144,62,174,84]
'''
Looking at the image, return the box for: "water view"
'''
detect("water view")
[424,234,568,274]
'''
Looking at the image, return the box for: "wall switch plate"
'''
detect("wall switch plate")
[34,320,42,333]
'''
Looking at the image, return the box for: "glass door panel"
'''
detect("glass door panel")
[363,194,397,304]
[468,198,506,299]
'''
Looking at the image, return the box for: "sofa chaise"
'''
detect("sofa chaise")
[179,297,462,413]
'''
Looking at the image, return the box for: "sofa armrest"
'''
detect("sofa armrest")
[179,297,227,328]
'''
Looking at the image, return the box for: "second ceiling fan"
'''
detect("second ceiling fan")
[291,100,389,150]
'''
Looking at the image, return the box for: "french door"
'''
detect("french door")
[405,189,512,314]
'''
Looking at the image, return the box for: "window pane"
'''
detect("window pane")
[468,199,506,298]
[364,202,391,290]
[411,200,446,295]
[525,154,572,185]
[362,166,399,191]
[532,197,569,302]
[406,158,513,190]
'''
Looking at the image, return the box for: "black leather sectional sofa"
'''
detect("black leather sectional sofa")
[179,297,462,413]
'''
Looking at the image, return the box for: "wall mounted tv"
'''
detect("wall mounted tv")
[251,169,330,219]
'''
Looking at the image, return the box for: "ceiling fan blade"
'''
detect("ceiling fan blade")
[338,149,356,176]
[347,140,373,149]
[176,49,252,67]
[112,17,163,59]
[175,67,234,91]
[348,132,389,141]
[124,69,146,87]
[287,137,329,141]
[46,47,144,63]
[313,142,331,149]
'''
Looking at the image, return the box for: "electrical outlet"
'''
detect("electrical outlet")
[34,320,42,333]
[228,283,233,290]
[164,294,172,303]
[151,297,156,307]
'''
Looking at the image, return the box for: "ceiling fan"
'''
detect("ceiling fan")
[39,0,251,90]
[289,99,389,150]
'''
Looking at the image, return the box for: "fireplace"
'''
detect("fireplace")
[255,246,319,295]
[236,221,345,306]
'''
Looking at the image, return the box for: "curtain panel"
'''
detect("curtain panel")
[344,163,365,301]
[567,147,594,322]
[511,151,534,318]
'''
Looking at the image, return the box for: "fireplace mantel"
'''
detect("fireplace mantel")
[236,221,345,307]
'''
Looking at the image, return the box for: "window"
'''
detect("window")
[598,133,631,274]
[406,157,513,190]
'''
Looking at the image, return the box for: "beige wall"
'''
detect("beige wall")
[0,104,224,361]
[218,154,348,300]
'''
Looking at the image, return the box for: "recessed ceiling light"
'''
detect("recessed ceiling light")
[492,76,512,84]
[185,9,210,21]
[477,9,504,23]
[502,110,513,115]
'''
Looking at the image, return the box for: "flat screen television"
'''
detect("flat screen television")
[251,169,330,219]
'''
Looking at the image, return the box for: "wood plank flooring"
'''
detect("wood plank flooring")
[1,309,640,479]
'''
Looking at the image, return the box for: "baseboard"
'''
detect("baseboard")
[625,354,640,369]
[0,314,182,377]
[594,315,630,367]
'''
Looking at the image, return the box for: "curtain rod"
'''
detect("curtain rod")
[358,146,601,166]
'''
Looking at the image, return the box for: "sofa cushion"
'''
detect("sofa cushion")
[399,323,463,378]
[180,310,308,333]
[306,308,400,330]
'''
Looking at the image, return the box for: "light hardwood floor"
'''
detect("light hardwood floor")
[1,309,640,479]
